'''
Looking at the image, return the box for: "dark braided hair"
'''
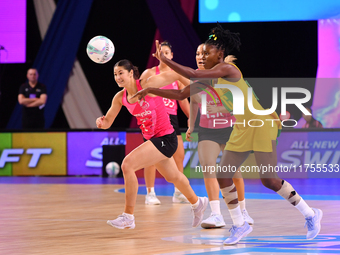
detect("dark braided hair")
[205,22,241,57]
[114,59,140,79]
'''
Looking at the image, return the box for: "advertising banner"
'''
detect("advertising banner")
[67,131,126,175]
[0,133,12,176]
[11,133,66,176]
[183,130,340,179]
[277,131,340,178]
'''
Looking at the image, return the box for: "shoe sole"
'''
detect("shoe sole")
[172,197,190,204]
[307,209,323,240]
[223,225,253,245]
[107,220,136,230]
[201,223,226,229]
[145,202,161,205]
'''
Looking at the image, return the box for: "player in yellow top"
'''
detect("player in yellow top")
[214,64,282,153]
[133,23,322,245]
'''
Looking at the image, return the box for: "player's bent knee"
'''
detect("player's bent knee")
[164,173,181,184]
[217,177,233,188]
[261,178,281,191]
[200,162,217,169]
[120,158,135,174]
[220,184,238,209]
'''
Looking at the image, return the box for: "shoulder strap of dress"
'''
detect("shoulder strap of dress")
[136,79,143,91]
[155,66,160,75]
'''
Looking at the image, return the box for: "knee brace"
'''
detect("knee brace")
[277,180,301,206]
[220,184,238,209]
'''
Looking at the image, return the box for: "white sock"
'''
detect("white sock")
[295,198,315,218]
[229,205,245,227]
[122,212,134,220]
[209,200,221,215]
[147,187,155,194]
[239,199,246,211]
[192,197,200,209]
[174,187,181,194]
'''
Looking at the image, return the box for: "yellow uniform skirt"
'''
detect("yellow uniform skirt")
[225,112,281,153]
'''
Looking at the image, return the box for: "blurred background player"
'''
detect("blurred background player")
[139,41,190,205]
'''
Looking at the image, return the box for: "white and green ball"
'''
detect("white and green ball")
[86,36,115,64]
[106,162,120,177]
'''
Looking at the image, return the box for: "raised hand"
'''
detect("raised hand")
[152,40,163,61]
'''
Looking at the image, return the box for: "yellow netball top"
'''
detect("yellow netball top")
[214,63,282,152]
[214,64,263,122]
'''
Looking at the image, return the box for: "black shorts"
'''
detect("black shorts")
[169,114,181,136]
[145,131,178,158]
[198,126,233,145]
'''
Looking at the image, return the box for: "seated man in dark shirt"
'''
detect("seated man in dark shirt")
[18,68,47,129]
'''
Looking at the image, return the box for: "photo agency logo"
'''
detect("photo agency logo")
[193,78,312,128]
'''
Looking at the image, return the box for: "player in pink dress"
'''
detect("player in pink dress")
[140,41,190,205]
[96,59,208,229]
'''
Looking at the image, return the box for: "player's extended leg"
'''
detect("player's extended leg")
[144,165,161,205]
[198,140,226,228]
[233,170,254,225]
[107,140,174,229]
[217,150,253,245]
[155,157,208,227]
[255,140,323,240]
[172,135,189,203]
[107,140,208,229]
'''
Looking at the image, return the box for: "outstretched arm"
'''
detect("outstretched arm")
[96,91,123,129]
[132,82,209,101]
[139,86,190,101]
[141,70,190,89]
[152,40,233,79]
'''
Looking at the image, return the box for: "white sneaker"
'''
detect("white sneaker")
[145,192,161,205]
[192,197,209,227]
[172,192,190,203]
[107,214,135,229]
[223,222,253,245]
[242,209,254,225]
[201,213,226,229]
[305,208,323,240]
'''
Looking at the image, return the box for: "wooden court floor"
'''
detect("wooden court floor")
[0,182,339,255]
